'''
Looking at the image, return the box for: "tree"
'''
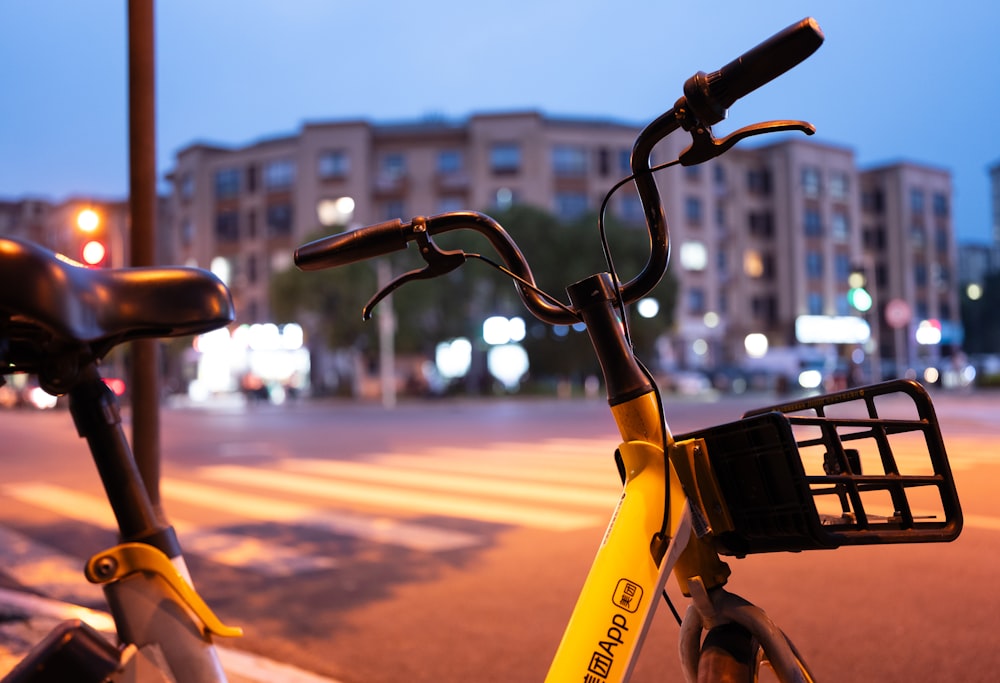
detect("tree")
[270,207,677,393]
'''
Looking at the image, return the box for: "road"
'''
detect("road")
[1,388,999,682]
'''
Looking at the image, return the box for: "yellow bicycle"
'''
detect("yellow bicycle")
[296,17,962,682]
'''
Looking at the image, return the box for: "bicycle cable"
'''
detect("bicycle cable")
[596,159,681,347]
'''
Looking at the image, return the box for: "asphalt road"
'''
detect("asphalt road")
[1,388,998,682]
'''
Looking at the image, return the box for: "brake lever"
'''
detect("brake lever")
[679,119,815,166]
[362,224,467,320]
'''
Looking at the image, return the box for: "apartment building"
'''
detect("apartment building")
[2,111,959,384]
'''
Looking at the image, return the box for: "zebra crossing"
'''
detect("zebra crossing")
[0,438,624,597]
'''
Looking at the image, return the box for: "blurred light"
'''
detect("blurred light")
[744,333,768,358]
[81,240,106,266]
[210,256,231,286]
[77,208,100,233]
[487,343,529,390]
[193,327,231,354]
[703,312,720,328]
[692,339,708,356]
[967,283,983,301]
[248,323,281,351]
[27,386,58,409]
[847,287,873,312]
[637,298,660,319]
[923,367,940,383]
[847,271,866,289]
[483,316,512,345]
[743,250,764,278]
[851,348,866,364]
[679,241,707,271]
[915,319,942,345]
[103,377,127,396]
[317,196,356,226]
[798,370,823,389]
[435,338,471,379]
[281,323,304,350]
[795,315,870,344]
[508,317,526,342]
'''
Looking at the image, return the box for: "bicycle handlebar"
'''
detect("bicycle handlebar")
[683,18,824,125]
[294,18,824,325]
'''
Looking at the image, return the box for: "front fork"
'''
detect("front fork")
[67,365,239,682]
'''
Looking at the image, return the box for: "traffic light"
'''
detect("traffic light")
[81,239,108,266]
[847,268,872,312]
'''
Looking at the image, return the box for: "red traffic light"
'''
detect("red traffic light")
[81,240,107,266]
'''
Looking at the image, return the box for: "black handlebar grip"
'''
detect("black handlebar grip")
[294,219,410,271]
[683,17,824,125]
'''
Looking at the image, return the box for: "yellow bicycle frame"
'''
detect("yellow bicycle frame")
[544,390,730,683]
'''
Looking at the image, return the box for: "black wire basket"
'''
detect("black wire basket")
[673,379,963,557]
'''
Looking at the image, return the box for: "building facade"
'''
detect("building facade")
[2,111,962,384]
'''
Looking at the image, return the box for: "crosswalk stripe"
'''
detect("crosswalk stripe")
[161,479,481,551]
[278,458,618,507]
[198,465,606,531]
[1,484,335,577]
[367,451,620,488]
[0,525,103,606]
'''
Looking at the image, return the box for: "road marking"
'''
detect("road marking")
[279,458,618,507]
[0,525,103,606]
[1,484,336,577]
[161,479,481,551]
[198,465,606,531]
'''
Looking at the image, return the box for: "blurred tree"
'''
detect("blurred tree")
[270,205,677,393]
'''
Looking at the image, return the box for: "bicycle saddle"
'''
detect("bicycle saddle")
[0,235,234,355]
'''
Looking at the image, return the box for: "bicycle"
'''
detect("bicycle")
[295,16,963,682]
[0,237,240,681]
[0,16,963,683]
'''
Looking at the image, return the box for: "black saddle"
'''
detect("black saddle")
[0,235,234,372]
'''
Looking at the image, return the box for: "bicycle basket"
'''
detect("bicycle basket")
[672,379,962,557]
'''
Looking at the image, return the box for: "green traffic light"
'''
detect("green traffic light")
[847,287,873,312]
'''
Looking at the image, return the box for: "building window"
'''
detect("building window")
[555,192,588,219]
[382,199,405,220]
[618,195,643,223]
[804,207,823,237]
[264,160,296,190]
[437,197,465,214]
[179,173,194,200]
[246,164,258,194]
[805,251,823,279]
[747,168,771,195]
[687,288,706,314]
[802,167,821,197]
[684,196,703,226]
[862,189,885,213]
[619,148,632,175]
[552,145,587,177]
[831,210,849,242]
[748,211,773,237]
[215,210,239,242]
[910,188,925,214]
[679,241,708,271]
[380,153,406,180]
[214,168,240,199]
[932,192,949,218]
[808,292,824,315]
[318,149,350,179]
[834,252,851,280]
[247,253,258,284]
[828,171,849,200]
[490,142,521,175]
[181,218,193,247]
[914,263,928,287]
[437,149,463,175]
[266,203,293,237]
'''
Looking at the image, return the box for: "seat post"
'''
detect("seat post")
[67,363,180,557]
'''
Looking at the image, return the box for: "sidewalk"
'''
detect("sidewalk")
[0,586,341,683]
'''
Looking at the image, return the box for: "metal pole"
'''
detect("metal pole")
[128,0,163,517]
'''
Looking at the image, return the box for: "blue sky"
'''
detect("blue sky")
[2,1,998,243]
